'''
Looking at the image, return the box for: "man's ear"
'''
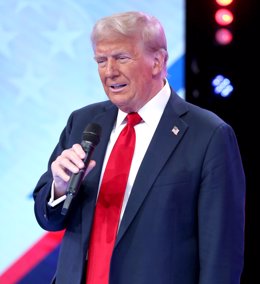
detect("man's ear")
[152,49,166,76]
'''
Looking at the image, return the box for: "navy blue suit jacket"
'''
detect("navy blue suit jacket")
[33,91,245,284]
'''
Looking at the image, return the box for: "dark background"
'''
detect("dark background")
[186,0,259,283]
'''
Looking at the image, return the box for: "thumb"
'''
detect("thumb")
[84,160,96,178]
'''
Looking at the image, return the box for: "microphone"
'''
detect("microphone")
[61,123,102,216]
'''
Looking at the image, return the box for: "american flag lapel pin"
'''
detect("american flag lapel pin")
[172,126,180,135]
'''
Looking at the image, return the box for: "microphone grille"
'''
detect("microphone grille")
[82,123,102,146]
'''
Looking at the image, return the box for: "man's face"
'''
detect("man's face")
[94,36,161,113]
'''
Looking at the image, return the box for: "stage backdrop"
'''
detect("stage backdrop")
[0,0,185,283]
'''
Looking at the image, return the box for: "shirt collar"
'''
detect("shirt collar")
[115,79,171,129]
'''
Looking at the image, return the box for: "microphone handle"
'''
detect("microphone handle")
[61,143,94,216]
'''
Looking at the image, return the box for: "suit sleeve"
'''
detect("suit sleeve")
[33,114,74,232]
[198,123,245,284]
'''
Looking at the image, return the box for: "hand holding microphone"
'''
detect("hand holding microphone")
[51,123,102,215]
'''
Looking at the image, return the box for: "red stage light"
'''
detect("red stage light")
[215,8,234,26]
[215,28,233,45]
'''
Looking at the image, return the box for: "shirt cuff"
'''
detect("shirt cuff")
[48,181,66,207]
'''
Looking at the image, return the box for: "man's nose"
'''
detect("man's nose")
[105,59,119,77]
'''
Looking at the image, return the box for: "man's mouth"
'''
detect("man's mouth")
[110,83,127,89]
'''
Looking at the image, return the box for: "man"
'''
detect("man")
[33,11,246,284]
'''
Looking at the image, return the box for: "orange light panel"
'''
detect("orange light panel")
[216,0,233,6]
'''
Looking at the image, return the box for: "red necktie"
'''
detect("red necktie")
[86,112,142,284]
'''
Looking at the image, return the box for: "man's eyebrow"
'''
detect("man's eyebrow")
[95,51,131,58]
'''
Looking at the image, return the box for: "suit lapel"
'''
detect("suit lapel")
[81,104,118,239]
[116,93,189,246]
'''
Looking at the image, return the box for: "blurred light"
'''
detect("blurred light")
[215,28,233,45]
[212,74,234,97]
[215,0,233,6]
[215,8,233,26]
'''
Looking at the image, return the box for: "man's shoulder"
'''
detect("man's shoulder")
[172,93,228,131]
[74,100,113,114]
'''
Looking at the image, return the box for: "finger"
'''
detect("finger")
[72,143,86,160]
[59,147,85,172]
[51,158,71,182]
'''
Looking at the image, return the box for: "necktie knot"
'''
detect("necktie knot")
[126,112,142,127]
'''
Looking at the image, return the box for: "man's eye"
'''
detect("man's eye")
[118,56,130,62]
[97,59,105,64]
[96,60,107,67]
